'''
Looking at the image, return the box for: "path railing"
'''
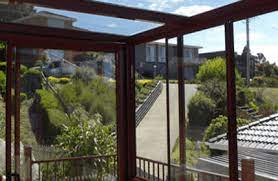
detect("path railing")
[136,81,163,126]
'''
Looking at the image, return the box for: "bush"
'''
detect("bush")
[34,89,68,142]
[20,93,27,102]
[237,86,255,106]
[73,67,96,84]
[22,69,42,96]
[59,77,70,84]
[251,76,278,88]
[196,57,242,85]
[0,62,6,73]
[48,76,60,84]
[188,92,216,128]
[258,102,278,117]
[198,79,227,115]
[20,64,28,74]
[0,71,6,96]
[203,115,250,141]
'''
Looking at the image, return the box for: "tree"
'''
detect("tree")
[203,115,250,141]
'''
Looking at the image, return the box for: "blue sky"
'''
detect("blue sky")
[37,0,278,63]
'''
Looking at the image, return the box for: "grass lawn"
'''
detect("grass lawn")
[251,87,278,105]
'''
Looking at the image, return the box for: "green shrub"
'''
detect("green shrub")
[237,87,255,106]
[198,79,227,115]
[20,64,28,74]
[59,77,70,84]
[48,76,60,84]
[251,76,278,88]
[203,115,250,141]
[188,92,216,128]
[20,93,27,102]
[22,69,42,95]
[0,62,6,73]
[258,102,278,117]
[0,71,6,96]
[196,57,242,85]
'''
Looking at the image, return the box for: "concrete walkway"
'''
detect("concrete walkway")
[136,84,197,163]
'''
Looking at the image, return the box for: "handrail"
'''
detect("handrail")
[32,154,116,164]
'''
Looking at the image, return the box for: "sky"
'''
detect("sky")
[36,0,278,64]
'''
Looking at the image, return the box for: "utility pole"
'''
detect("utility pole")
[246,18,250,86]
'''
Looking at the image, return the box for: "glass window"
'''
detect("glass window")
[146,45,155,62]
[158,46,166,63]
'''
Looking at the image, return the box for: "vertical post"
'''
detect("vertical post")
[225,22,239,181]
[165,38,171,180]
[24,146,32,181]
[177,36,186,180]
[246,19,250,86]
[6,43,13,181]
[116,49,128,181]
[14,48,21,177]
[126,44,136,179]
[241,158,255,181]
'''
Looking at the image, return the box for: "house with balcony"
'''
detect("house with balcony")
[135,42,203,80]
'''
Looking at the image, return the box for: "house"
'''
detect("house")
[135,42,203,80]
[197,113,278,181]
[13,11,82,66]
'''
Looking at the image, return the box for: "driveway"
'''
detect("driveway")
[136,84,197,163]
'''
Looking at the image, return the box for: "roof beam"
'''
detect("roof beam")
[19,0,188,24]
[0,22,128,43]
[0,32,122,52]
[130,0,278,44]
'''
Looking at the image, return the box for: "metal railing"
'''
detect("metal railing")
[136,156,229,181]
[24,146,117,181]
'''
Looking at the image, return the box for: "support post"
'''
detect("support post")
[126,44,136,179]
[6,43,13,181]
[225,22,239,181]
[116,44,136,180]
[24,146,32,181]
[165,38,171,180]
[241,158,255,181]
[177,36,186,180]
[116,49,128,180]
[14,48,21,177]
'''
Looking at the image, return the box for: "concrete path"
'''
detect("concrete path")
[136,84,197,163]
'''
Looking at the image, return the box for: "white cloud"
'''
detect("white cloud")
[147,0,185,11]
[235,32,267,41]
[174,5,213,16]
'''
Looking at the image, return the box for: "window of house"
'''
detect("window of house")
[184,49,193,59]
[146,45,155,62]
[158,46,166,63]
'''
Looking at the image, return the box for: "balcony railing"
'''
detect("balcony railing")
[136,156,229,181]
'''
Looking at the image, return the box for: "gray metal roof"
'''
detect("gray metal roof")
[207,113,278,153]
[198,149,278,180]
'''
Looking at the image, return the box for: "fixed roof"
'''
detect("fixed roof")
[207,113,278,153]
